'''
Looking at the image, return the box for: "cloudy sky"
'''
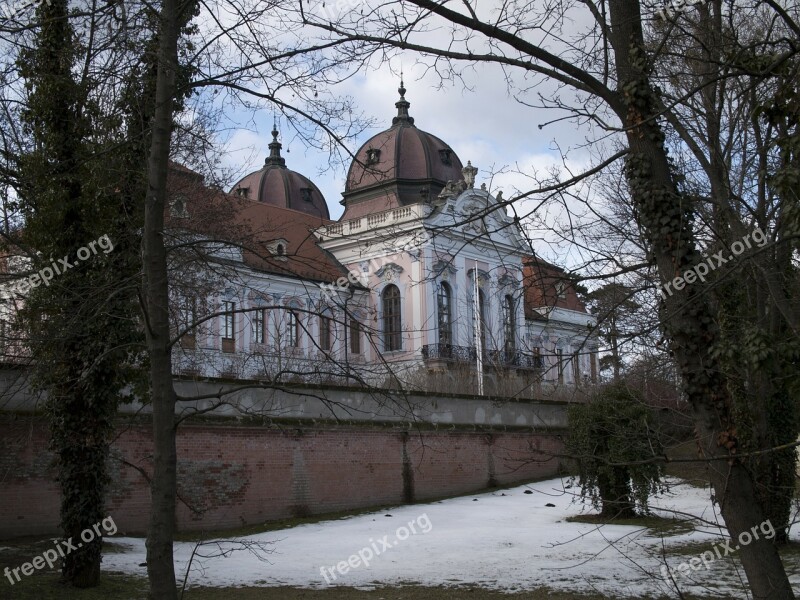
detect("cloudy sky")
[218,59,602,222]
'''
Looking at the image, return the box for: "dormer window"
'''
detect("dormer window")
[169,195,189,218]
[267,238,289,260]
[236,187,249,198]
[300,188,312,203]
[439,149,452,166]
[366,148,381,165]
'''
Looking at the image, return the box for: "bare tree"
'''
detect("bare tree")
[290,0,799,596]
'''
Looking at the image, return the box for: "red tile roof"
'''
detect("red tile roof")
[523,256,587,319]
[167,164,349,285]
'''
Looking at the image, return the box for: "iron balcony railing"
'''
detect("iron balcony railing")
[421,343,544,370]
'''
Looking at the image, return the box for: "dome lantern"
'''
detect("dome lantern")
[230,126,330,220]
[341,81,464,220]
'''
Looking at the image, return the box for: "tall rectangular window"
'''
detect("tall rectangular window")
[472,289,487,352]
[437,283,452,345]
[222,301,235,339]
[287,311,299,347]
[222,301,236,353]
[179,295,197,333]
[349,317,362,354]
[533,347,543,370]
[319,315,332,351]
[253,309,266,344]
[382,285,402,351]
[503,294,516,354]
[557,348,564,383]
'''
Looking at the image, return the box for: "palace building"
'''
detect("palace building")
[167,81,599,394]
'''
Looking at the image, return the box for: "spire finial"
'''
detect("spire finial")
[265,121,286,167]
[393,71,414,126]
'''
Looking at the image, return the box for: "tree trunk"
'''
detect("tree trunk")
[607,0,794,596]
[143,0,181,595]
[598,467,636,519]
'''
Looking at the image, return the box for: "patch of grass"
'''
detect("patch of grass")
[0,539,146,599]
[0,569,146,600]
[651,538,800,581]
[566,513,694,537]
[180,584,658,599]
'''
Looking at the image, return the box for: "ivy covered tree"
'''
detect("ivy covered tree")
[568,381,665,518]
[15,0,145,587]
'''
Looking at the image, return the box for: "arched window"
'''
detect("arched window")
[503,294,516,354]
[382,285,402,351]
[437,282,452,345]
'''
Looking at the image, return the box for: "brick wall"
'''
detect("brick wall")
[0,416,564,538]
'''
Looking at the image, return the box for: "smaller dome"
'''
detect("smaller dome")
[231,128,330,219]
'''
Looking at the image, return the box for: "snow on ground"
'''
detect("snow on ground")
[103,478,800,598]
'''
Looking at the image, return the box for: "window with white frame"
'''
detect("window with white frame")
[437,282,452,345]
[382,285,402,351]
[222,301,235,340]
[178,294,197,334]
[252,308,266,344]
[349,316,362,354]
[287,310,300,347]
[502,294,515,353]
[319,314,332,351]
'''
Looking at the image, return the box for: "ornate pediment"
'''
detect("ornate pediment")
[498,271,520,289]
[375,262,404,282]
[468,267,491,288]
[431,258,457,279]
[247,289,273,305]
[283,296,304,309]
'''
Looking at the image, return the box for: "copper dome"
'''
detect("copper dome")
[341,82,463,219]
[231,128,330,220]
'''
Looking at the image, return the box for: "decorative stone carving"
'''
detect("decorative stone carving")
[498,272,520,289]
[431,258,457,279]
[375,262,404,281]
[461,202,487,234]
[462,161,477,189]
[283,296,303,309]
[247,289,273,305]
[438,179,467,200]
[468,267,491,288]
